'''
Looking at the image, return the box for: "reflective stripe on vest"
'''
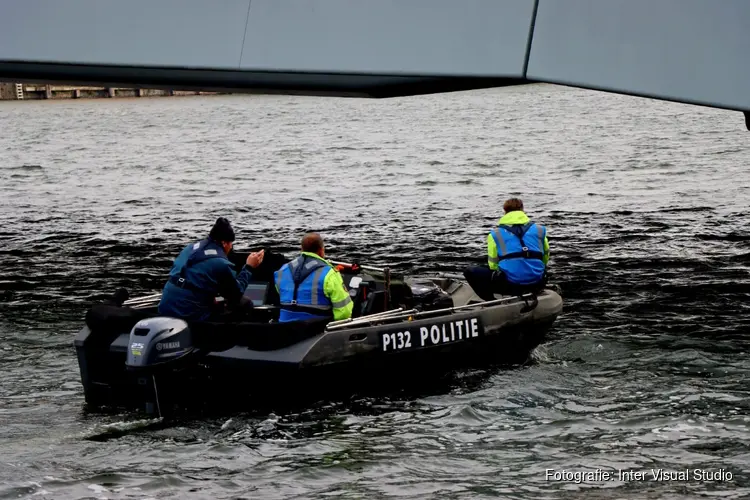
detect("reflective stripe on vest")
[490,223,545,262]
[183,239,227,269]
[168,239,227,293]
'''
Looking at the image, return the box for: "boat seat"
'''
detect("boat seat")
[349,278,386,318]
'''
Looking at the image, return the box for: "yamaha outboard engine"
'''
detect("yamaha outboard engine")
[125,317,195,416]
[126,317,195,370]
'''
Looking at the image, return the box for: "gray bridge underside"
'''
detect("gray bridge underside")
[2,0,749,118]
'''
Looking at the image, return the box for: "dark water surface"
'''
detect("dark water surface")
[1,85,750,499]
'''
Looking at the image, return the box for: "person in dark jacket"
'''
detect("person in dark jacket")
[158,217,265,322]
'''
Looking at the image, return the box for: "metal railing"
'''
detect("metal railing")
[325,293,537,331]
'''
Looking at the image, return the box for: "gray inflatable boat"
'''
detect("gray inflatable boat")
[75,264,563,415]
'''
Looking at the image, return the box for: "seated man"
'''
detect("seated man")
[274,232,353,323]
[158,217,265,322]
[464,198,549,301]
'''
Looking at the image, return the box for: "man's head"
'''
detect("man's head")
[503,198,524,214]
[301,232,325,258]
[209,217,236,255]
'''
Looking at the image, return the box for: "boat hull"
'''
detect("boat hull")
[75,288,563,415]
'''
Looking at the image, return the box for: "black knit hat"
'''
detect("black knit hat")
[208,217,235,242]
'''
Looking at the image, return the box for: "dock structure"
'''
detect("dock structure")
[0,83,222,100]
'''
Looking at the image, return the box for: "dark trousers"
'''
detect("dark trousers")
[463,266,545,301]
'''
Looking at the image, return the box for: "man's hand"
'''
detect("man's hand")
[246,249,265,268]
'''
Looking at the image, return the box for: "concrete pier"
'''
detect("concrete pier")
[0,82,223,100]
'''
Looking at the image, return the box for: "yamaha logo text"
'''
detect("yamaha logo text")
[156,341,180,351]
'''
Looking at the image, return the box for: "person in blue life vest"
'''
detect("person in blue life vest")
[158,217,265,322]
[463,198,550,301]
[274,232,353,323]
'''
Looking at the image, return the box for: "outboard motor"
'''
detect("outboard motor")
[126,317,195,371]
[125,317,196,417]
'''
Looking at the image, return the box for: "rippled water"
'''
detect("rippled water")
[1,85,750,499]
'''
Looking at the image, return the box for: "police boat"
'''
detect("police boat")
[75,255,563,415]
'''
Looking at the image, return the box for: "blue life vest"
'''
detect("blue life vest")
[167,239,228,296]
[489,222,547,285]
[275,255,333,322]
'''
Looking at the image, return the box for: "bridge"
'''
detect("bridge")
[1,0,749,127]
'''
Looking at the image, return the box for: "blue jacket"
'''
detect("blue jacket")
[158,239,253,322]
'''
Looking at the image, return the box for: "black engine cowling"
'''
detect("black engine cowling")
[408,279,454,311]
[125,317,195,371]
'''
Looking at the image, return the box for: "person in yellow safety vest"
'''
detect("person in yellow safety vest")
[464,198,550,301]
[274,232,354,323]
